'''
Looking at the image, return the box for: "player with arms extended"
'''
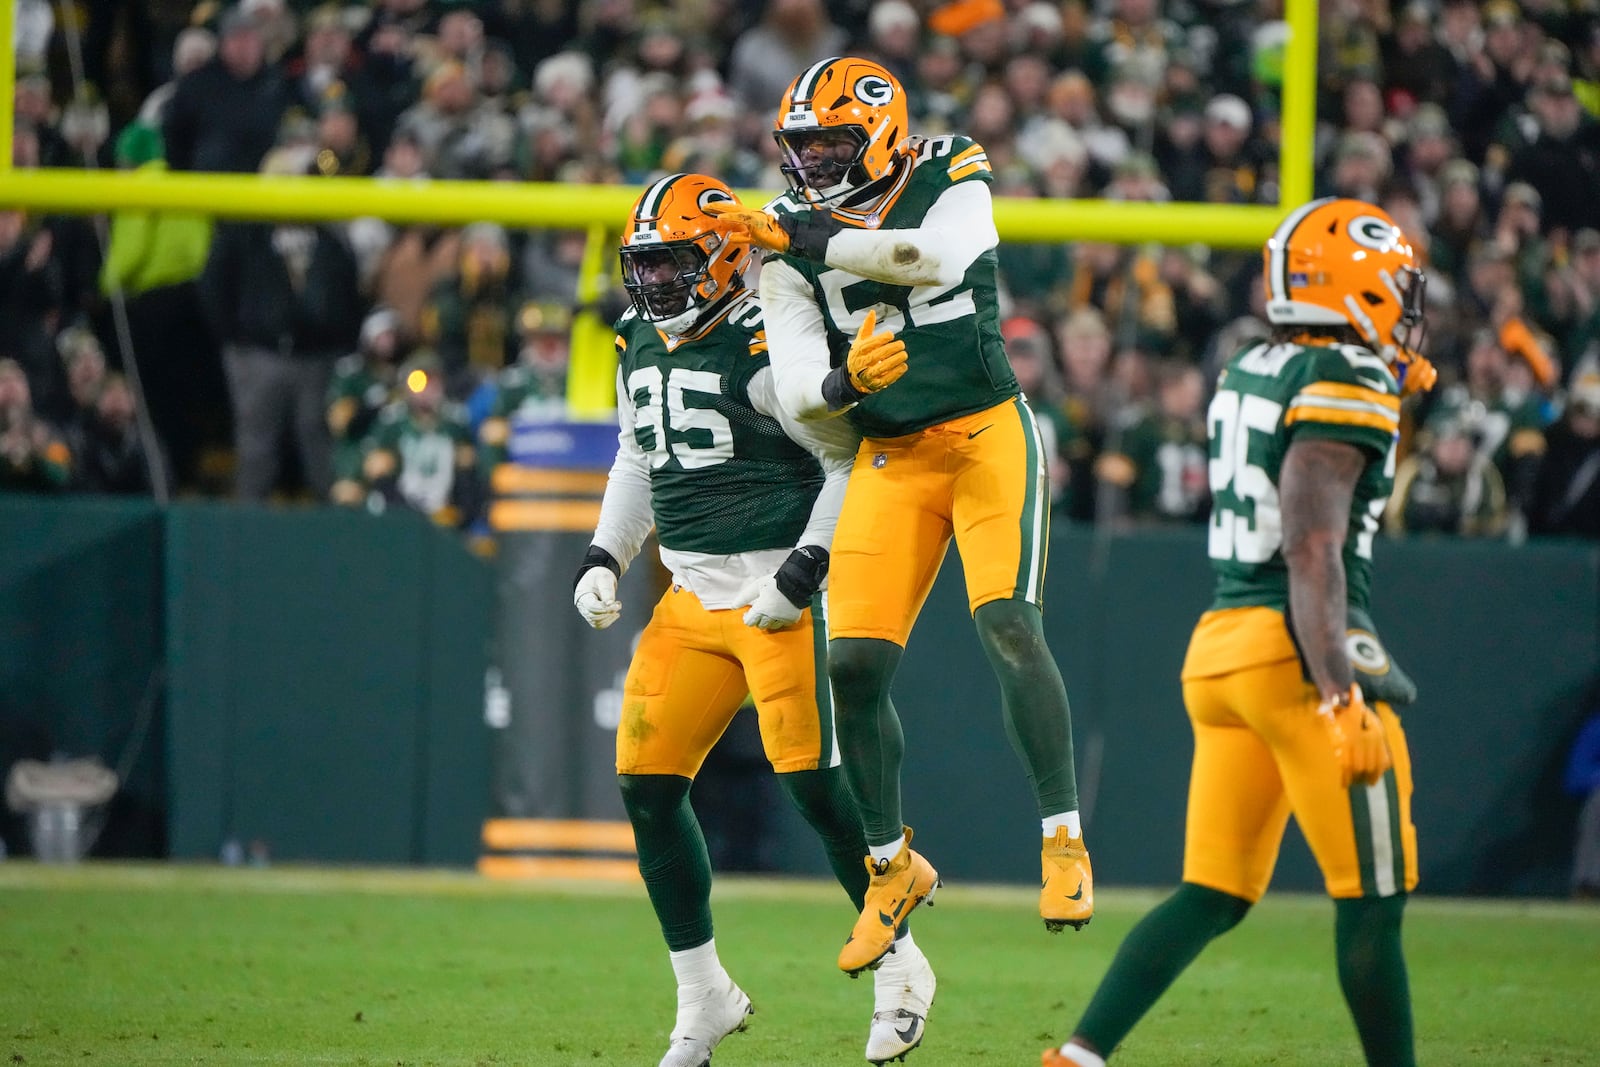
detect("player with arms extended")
[1044,198,1437,1067]
[573,172,936,1067]
[704,56,1094,976]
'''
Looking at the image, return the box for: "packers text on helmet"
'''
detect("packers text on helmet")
[619,173,755,336]
[773,56,909,205]
[1264,197,1437,395]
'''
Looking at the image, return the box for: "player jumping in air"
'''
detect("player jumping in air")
[1044,198,1437,1067]
[704,57,1094,976]
[573,173,936,1067]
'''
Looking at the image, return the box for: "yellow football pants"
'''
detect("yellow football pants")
[614,585,835,778]
[1180,607,1419,901]
[829,397,1051,646]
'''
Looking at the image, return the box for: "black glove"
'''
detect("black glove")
[573,544,621,591]
[773,544,830,608]
[779,210,844,262]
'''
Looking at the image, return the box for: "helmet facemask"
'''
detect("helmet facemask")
[620,241,717,336]
[1386,265,1437,395]
[774,126,871,205]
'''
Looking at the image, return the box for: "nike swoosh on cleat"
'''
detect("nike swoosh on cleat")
[968,425,992,439]
[896,1016,922,1043]
[1067,880,1084,901]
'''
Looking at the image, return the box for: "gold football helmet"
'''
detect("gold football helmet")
[1264,197,1436,395]
[619,173,755,335]
[773,56,910,205]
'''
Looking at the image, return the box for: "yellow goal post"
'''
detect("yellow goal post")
[0,0,1317,414]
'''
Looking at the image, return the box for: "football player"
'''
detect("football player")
[1044,198,1436,1067]
[573,173,936,1067]
[703,57,1094,974]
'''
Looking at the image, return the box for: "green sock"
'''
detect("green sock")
[618,773,713,952]
[1335,895,1415,1067]
[1074,882,1252,1056]
[828,637,907,847]
[778,766,871,910]
[973,599,1079,817]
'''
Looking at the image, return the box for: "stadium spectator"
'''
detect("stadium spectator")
[0,358,71,493]
[361,351,481,527]
[200,155,363,500]
[1114,359,1211,525]
[477,301,575,471]
[421,223,519,399]
[727,0,847,113]
[328,307,403,506]
[65,373,160,495]
[138,29,219,128]
[1508,73,1600,237]
[1004,316,1074,510]
[164,6,291,174]
[1387,415,1509,536]
[1529,369,1600,538]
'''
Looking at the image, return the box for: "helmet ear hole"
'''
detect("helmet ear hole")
[1361,290,1385,306]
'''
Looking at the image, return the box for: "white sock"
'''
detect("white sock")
[1058,1043,1105,1067]
[869,833,908,864]
[669,939,722,989]
[891,930,918,953]
[1042,811,1082,839]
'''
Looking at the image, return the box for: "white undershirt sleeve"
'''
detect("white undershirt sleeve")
[822,180,999,288]
[589,366,656,571]
[759,256,841,422]
[747,366,859,551]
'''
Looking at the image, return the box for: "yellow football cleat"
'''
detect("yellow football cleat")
[1041,828,1093,932]
[838,828,940,976]
[1041,1050,1072,1067]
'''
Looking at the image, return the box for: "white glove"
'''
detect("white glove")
[574,566,622,629]
[742,574,805,632]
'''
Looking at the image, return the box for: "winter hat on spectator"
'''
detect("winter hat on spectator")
[360,307,401,351]
[928,0,1004,38]
[1002,316,1049,349]
[1574,229,1600,255]
[1407,104,1451,144]
[216,5,259,37]
[869,0,919,42]
[1439,158,1479,190]
[1503,182,1542,212]
[114,122,164,167]
[1020,119,1088,172]
[1018,2,1064,41]
[1204,94,1252,133]
[1484,0,1521,29]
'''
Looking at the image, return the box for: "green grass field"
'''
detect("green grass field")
[2,864,1596,1066]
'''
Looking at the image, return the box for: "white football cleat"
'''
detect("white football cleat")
[865,936,936,1064]
[658,972,754,1067]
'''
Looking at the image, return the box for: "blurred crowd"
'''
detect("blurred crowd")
[3,0,1600,539]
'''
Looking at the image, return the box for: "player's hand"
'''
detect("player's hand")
[847,310,908,393]
[743,575,804,631]
[1318,685,1391,788]
[704,202,791,254]
[573,545,623,629]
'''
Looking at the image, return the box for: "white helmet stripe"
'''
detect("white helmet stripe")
[1266,196,1334,302]
[791,57,840,106]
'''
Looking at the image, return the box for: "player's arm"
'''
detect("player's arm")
[574,363,656,629]
[739,367,860,630]
[760,261,906,421]
[1281,437,1363,701]
[1281,437,1390,786]
[715,182,998,288]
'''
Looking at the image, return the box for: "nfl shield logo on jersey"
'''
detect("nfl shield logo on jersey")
[873,453,888,469]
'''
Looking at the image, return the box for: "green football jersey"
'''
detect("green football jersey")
[767,135,1016,439]
[615,293,823,556]
[1206,341,1402,613]
[366,401,475,516]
